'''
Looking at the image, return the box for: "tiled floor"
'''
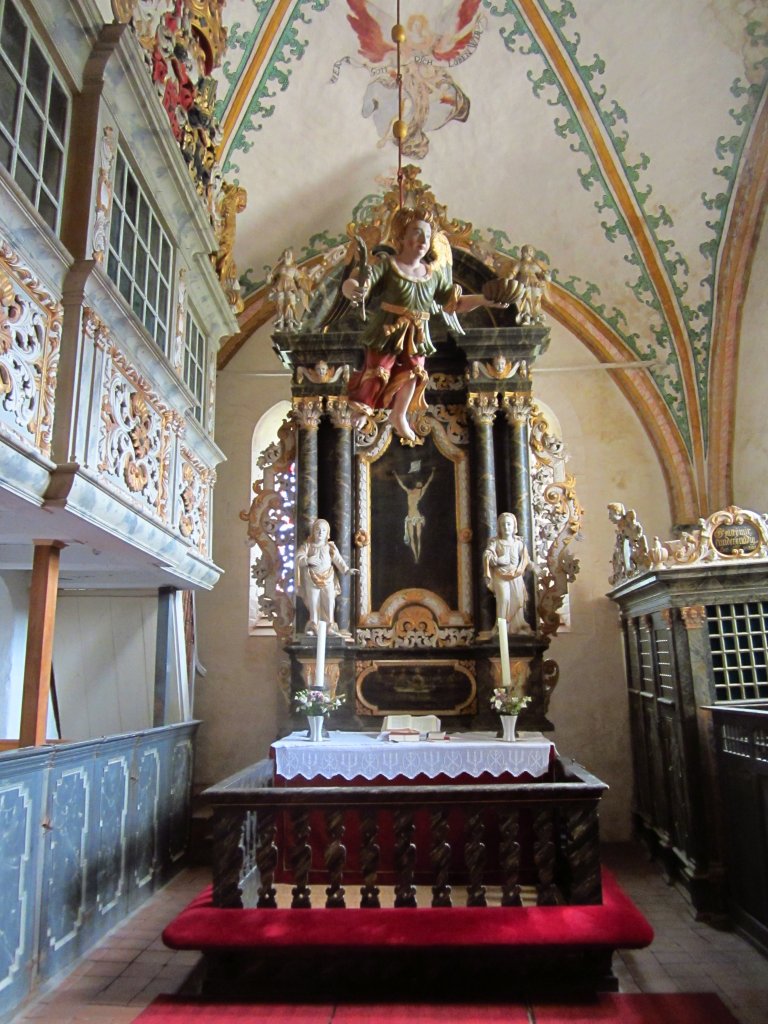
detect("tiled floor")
[9,844,768,1024]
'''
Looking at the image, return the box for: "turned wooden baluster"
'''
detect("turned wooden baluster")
[359,807,381,908]
[564,804,602,904]
[324,807,347,908]
[393,807,417,907]
[464,808,487,907]
[255,808,278,908]
[498,807,523,906]
[211,809,246,907]
[290,807,312,908]
[430,807,452,907]
[533,806,564,905]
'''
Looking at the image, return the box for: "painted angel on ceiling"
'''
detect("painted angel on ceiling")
[345,0,485,158]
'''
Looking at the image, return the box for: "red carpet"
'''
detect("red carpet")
[132,1000,333,1021]
[134,993,740,1023]
[530,992,740,1023]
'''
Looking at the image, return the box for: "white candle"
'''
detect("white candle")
[315,619,327,689]
[497,618,511,689]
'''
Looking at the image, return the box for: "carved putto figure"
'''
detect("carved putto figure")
[267,248,325,332]
[340,206,506,444]
[506,244,550,325]
[483,512,535,634]
[295,518,358,635]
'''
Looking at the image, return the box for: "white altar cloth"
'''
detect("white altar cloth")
[272,730,555,782]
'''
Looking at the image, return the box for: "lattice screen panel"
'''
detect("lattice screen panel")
[706,602,768,701]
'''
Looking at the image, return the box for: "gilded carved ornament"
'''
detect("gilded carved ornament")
[469,356,529,382]
[529,403,583,638]
[178,447,214,553]
[213,182,247,314]
[171,269,187,374]
[292,396,323,430]
[98,344,174,519]
[326,397,356,430]
[91,126,116,264]
[296,362,348,386]
[0,244,61,457]
[112,1,247,314]
[607,503,768,585]
[501,392,532,425]
[240,415,297,642]
[466,391,498,425]
[680,605,707,631]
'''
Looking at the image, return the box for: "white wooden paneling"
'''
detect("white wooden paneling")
[54,594,157,741]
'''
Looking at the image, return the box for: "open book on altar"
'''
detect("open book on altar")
[381,715,441,737]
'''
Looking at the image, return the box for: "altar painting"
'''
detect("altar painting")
[356,414,472,643]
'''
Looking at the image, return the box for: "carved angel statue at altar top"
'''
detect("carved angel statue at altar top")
[267,248,327,333]
[503,244,551,326]
[326,205,511,444]
[295,518,359,635]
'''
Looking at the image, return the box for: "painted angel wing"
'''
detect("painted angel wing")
[432,0,483,63]
[430,230,453,272]
[430,230,463,334]
[347,0,396,64]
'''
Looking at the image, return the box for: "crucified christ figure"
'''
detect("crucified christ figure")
[394,469,435,563]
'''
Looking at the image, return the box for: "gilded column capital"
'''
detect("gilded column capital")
[659,607,672,627]
[680,604,707,630]
[292,396,323,430]
[466,392,498,426]
[501,392,532,425]
[326,397,355,430]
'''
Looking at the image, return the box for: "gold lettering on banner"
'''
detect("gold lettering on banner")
[712,522,760,555]
[680,605,706,630]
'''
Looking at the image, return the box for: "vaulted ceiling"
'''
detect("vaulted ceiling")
[202,1,767,524]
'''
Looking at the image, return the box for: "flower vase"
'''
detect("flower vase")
[500,714,518,742]
[307,715,324,742]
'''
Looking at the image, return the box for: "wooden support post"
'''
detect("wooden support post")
[19,540,65,747]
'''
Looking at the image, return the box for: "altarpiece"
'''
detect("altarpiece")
[243,171,582,732]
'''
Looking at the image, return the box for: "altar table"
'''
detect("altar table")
[272,730,555,784]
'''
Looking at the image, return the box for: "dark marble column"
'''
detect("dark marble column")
[468,393,499,636]
[328,398,354,635]
[293,396,322,557]
[502,393,534,558]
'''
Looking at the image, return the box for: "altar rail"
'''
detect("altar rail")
[205,756,606,910]
[0,723,198,1022]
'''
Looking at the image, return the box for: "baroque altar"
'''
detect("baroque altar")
[244,170,582,734]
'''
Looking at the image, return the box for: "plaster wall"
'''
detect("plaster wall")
[733,218,768,511]
[198,317,669,840]
[535,322,670,840]
[0,571,31,738]
[194,331,290,785]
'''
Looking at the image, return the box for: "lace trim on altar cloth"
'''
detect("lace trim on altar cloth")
[272,731,554,781]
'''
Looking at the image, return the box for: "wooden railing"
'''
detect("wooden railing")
[205,756,607,910]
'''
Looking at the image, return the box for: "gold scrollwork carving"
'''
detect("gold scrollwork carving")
[0,243,61,457]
